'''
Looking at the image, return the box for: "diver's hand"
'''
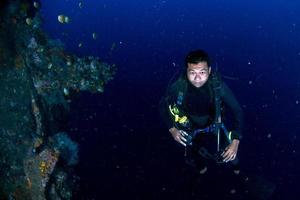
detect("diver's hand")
[221,139,240,162]
[169,127,188,147]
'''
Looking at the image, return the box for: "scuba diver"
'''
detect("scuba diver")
[159,49,275,199]
[160,49,243,169]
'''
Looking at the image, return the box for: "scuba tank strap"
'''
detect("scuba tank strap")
[175,75,188,106]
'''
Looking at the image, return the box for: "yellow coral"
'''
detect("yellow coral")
[39,150,59,177]
[39,161,47,176]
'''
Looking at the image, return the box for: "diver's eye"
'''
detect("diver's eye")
[189,71,196,76]
[200,71,208,76]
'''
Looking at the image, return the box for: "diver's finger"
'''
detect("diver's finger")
[223,156,229,162]
[179,140,186,147]
[223,153,232,162]
[179,130,188,136]
[221,147,229,156]
[180,136,187,142]
[227,153,237,162]
[174,135,181,142]
[231,154,236,161]
[175,135,186,146]
[225,157,231,162]
[222,150,230,158]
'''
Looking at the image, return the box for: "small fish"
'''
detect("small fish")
[57,15,65,23]
[33,1,39,9]
[64,16,70,23]
[25,18,32,25]
[57,15,70,24]
[79,1,83,8]
[92,32,97,40]
[63,88,69,96]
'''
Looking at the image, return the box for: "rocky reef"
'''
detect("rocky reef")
[0,0,116,199]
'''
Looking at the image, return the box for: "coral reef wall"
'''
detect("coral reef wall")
[0,1,116,199]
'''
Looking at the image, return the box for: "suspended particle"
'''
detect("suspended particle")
[92,32,97,40]
[66,60,72,66]
[33,1,40,9]
[47,63,53,69]
[25,18,32,25]
[230,189,236,194]
[58,15,65,23]
[63,88,69,96]
[79,1,83,8]
[57,15,70,24]
[64,16,70,23]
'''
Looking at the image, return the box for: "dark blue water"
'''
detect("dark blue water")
[40,0,299,199]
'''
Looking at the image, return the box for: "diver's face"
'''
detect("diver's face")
[187,62,211,88]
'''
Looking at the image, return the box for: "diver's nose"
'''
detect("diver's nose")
[195,73,201,81]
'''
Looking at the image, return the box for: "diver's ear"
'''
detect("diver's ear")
[208,66,211,74]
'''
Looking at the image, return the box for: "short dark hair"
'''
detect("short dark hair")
[185,49,210,67]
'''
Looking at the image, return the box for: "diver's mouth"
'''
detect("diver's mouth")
[193,82,203,87]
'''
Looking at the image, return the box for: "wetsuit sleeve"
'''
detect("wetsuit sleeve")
[221,82,244,140]
[159,87,176,130]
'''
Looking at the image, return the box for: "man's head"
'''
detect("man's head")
[185,50,211,88]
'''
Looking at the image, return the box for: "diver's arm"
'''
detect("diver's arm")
[159,96,175,130]
[159,99,188,146]
[159,87,188,146]
[159,81,182,129]
[221,82,244,140]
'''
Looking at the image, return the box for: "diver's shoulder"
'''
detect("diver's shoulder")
[169,75,188,92]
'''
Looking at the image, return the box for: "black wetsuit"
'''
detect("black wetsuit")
[160,73,244,167]
[160,75,275,199]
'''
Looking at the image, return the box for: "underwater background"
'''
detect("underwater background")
[40,0,299,199]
